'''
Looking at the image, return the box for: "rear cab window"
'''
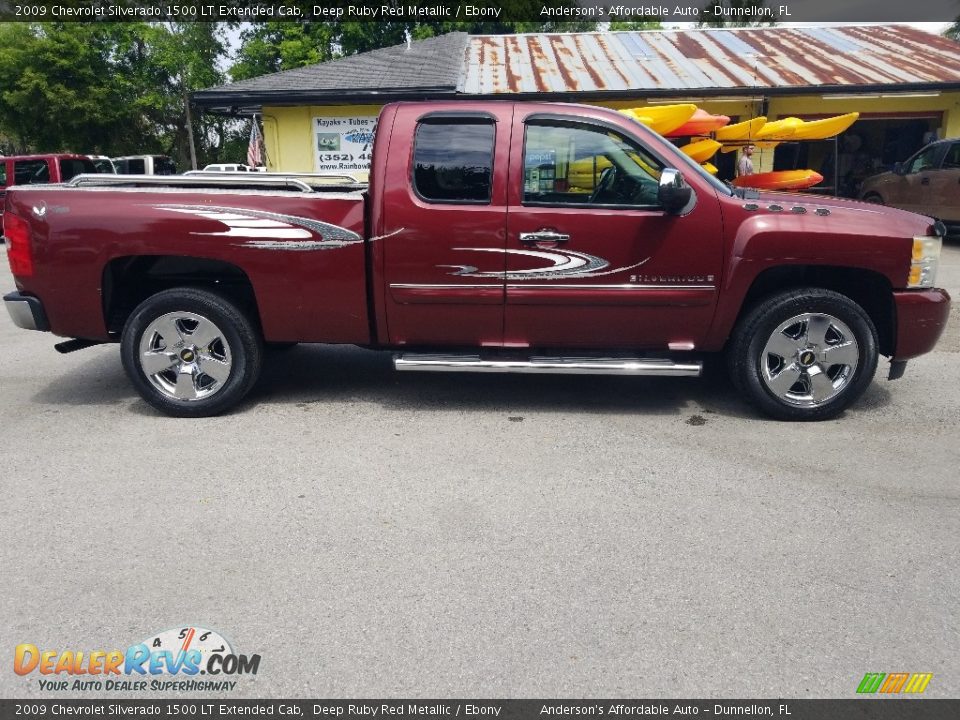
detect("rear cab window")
[412,118,495,204]
[154,157,176,175]
[58,158,97,182]
[14,159,50,185]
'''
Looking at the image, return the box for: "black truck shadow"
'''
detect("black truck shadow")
[32,343,892,420]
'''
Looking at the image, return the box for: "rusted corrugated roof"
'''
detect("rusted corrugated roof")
[461,25,960,95]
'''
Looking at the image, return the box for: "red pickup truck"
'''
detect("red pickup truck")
[2,102,951,420]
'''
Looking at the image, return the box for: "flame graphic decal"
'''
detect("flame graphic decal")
[153,204,362,249]
[441,248,650,280]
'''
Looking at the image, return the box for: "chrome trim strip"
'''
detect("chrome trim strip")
[390,283,503,289]
[394,354,702,377]
[506,284,716,290]
[390,283,715,290]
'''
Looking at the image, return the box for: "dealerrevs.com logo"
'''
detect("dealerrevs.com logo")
[856,672,933,694]
[14,626,261,692]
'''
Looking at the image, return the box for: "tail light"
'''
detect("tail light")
[3,212,33,277]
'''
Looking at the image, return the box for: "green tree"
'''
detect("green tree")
[0,22,229,168]
[609,20,663,31]
[946,18,959,41]
[0,23,136,153]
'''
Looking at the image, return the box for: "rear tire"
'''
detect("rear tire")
[121,288,263,417]
[862,192,884,205]
[727,288,878,421]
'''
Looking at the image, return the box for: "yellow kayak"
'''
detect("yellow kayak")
[702,162,719,175]
[681,138,721,163]
[715,116,767,142]
[755,117,804,141]
[621,104,698,136]
[788,112,860,140]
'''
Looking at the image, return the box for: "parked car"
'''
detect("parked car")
[1,154,98,223]
[202,163,257,172]
[860,139,960,234]
[114,155,176,175]
[88,155,117,174]
[2,101,950,420]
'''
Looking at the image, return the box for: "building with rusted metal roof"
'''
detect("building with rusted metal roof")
[193,25,960,192]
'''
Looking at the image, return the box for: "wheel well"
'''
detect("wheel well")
[739,266,895,356]
[102,256,260,336]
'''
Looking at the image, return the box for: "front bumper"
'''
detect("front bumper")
[892,288,951,361]
[4,291,49,331]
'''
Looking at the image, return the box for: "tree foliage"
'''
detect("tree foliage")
[0,22,233,167]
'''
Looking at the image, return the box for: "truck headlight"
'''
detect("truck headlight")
[908,236,941,288]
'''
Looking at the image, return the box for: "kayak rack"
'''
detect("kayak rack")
[67,174,315,193]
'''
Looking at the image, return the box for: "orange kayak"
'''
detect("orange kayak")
[666,109,730,138]
[733,170,824,191]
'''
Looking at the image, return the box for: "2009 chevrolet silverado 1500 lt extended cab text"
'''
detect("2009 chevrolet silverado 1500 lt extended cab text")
[3,102,952,420]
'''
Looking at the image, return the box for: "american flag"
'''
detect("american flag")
[247,116,263,168]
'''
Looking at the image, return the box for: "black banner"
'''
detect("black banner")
[2,700,960,720]
[0,0,958,23]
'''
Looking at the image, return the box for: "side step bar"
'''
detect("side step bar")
[394,353,701,377]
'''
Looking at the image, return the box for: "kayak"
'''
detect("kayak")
[786,112,860,140]
[701,162,719,175]
[680,138,721,163]
[715,116,767,142]
[755,117,804,141]
[666,109,730,137]
[733,170,824,191]
[621,104,698,136]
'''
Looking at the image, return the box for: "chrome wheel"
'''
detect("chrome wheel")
[138,311,233,402]
[760,312,859,407]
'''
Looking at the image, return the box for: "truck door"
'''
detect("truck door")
[379,106,512,346]
[931,142,960,223]
[503,113,724,350]
[896,143,947,216]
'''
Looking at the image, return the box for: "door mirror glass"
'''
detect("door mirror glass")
[658,169,694,215]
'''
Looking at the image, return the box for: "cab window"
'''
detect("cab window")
[59,158,96,181]
[413,119,495,204]
[904,146,941,174]
[523,122,664,208]
[0,162,6,187]
[14,159,50,185]
[943,143,960,169]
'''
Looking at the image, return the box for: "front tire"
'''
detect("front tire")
[728,288,879,421]
[121,288,263,417]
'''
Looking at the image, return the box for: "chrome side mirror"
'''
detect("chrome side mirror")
[658,169,695,215]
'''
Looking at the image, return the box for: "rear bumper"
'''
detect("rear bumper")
[4,291,49,331]
[892,288,951,360]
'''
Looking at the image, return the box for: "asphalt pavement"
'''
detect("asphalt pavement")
[1,241,958,699]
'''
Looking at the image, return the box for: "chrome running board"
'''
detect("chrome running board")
[393,354,702,377]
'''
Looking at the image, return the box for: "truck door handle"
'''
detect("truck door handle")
[920,177,930,185]
[519,230,570,245]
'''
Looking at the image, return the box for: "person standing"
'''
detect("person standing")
[738,144,755,177]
